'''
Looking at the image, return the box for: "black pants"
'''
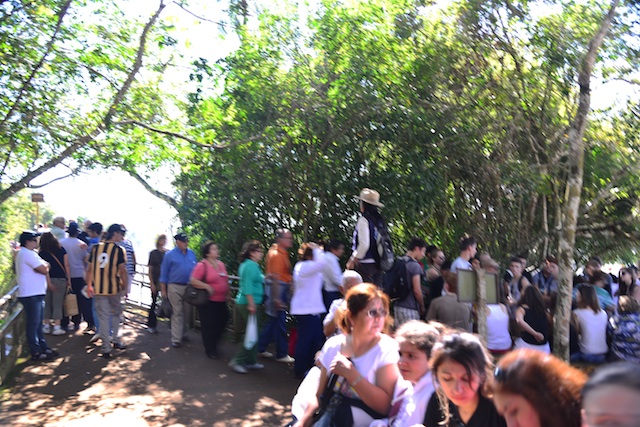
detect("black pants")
[197,301,229,357]
[148,289,159,328]
[62,277,95,328]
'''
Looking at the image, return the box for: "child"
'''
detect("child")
[371,320,442,427]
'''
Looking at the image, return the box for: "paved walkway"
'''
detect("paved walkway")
[0,309,300,427]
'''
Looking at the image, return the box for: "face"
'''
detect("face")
[494,392,541,427]
[24,238,38,250]
[620,269,631,284]
[436,359,481,409]
[471,258,481,270]
[278,232,293,249]
[351,297,386,337]
[433,251,445,267]
[582,385,640,427]
[207,244,219,259]
[469,244,478,258]
[176,239,189,251]
[398,341,430,383]
[510,261,523,277]
[158,237,167,247]
[251,248,264,262]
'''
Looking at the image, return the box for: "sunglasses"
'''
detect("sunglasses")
[367,308,388,318]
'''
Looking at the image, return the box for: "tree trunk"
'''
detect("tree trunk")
[553,0,620,361]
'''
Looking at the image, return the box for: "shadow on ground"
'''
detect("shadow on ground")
[0,308,300,427]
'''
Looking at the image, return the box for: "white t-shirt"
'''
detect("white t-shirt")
[323,298,344,331]
[450,256,471,274]
[319,334,399,427]
[16,248,48,297]
[322,251,343,293]
[574,308,609,355]
[291,248,326,315]
[60,237,87,278]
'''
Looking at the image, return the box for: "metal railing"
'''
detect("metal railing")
[0,284,25,385]
[126,263,240,328]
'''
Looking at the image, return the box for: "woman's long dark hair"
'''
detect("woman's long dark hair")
[518,285,546,317]
[361,201,386,231]
[38,232,61,254]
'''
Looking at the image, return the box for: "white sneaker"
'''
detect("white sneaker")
[258,351,274,358]
[276,355,295,363]
[52,326,66,336]
[229,362,248,374]
[42,324,51,334]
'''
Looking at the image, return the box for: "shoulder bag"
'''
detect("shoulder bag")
[184,261,210,306]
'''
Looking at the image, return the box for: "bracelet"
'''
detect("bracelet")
[351,374,364,387]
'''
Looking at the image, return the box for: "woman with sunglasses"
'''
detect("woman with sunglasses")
[293,283,399,427]
[424,332,505,427]
[492,348,587,427]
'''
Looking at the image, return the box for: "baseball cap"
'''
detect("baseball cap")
[174,232,189,242]
[19,230,41,246]
[88,222,103,234]
[107,224,126,235]
[68,222,80,235]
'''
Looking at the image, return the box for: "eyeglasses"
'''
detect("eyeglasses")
[367,308,387,318]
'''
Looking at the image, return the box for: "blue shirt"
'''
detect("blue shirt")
[159,247,197,285]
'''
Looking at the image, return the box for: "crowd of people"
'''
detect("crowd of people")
[11,188,640,426]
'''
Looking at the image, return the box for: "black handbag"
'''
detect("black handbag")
[312,373,340,425]
[157,299,173,318]
[184,261,210,306]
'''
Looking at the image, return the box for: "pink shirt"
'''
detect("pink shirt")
[192,260,229,302]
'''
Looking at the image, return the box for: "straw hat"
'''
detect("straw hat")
[355,188,384,207]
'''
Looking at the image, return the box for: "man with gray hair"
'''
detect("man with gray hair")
[322,270,363,337]
[50,217,66,241]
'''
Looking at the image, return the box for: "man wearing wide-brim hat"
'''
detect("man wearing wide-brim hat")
[346,188,387,286]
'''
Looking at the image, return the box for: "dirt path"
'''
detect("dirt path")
[0,311,300,427]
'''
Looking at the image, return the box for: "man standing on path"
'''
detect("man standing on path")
[450,234,477,273]
[16,231,58,361]
[159,233,197,348]
[321,239,345,311]
[86,224,129,359]
[60,222,95,334]
[394,237,427,327]
[258,228,295,363]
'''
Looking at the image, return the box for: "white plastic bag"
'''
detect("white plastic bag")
[244,313,258,350]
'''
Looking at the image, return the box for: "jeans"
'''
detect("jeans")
[197,301,228,356]
[94,294,122,353]
[570,351,606,364]
[294,314,325,377]
[258,310,288,358]
[19,295,48,356]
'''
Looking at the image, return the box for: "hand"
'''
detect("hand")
[535,332,544,342]
[346,258,357,270]
[161,290,167,299]
[330,353,355,379]
[248,303,257,314]
[207,286,215,296]
[87,285,94,298]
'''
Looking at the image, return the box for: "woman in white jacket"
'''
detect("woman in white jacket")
[290,242,327,379]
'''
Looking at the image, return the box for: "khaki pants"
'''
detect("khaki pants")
[94,294,122,353]
[168,284,192,344]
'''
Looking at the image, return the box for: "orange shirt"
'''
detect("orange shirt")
[266,244,292,284]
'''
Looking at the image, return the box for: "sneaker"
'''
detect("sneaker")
[276,355,295,363]
[44,348,59,357]
[42,324,51,334]
[90,334,101,343]
[171,342,182,348]
[52,326,66,336]
[244,363,265,370]
[229,363,248,374]
[113,342,127,350]
[258,351,274,358]
[147,327,158,334]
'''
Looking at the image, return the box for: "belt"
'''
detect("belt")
[170,282,188,286]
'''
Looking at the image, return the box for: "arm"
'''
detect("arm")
[515,306,544,342]
[118,263,129,293]
[159,254,170,298]
[34,264,49,275]
[331,353,399,415]
[148,265,157,294]
[190,263,214,295]
[347,217,369,269]
[293,366,328,427]
[85,261,94,297]
[64,253,71,288]
[412,274,425,315]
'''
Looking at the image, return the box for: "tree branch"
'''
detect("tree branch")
[112,119,263,148]
[125,169,179,209]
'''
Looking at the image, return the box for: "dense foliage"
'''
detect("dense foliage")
[177,0,640,272]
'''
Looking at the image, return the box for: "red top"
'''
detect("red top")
[192,260,229,302]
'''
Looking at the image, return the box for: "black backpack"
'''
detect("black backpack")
[382,257,409,301]
[373,222,395,272]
